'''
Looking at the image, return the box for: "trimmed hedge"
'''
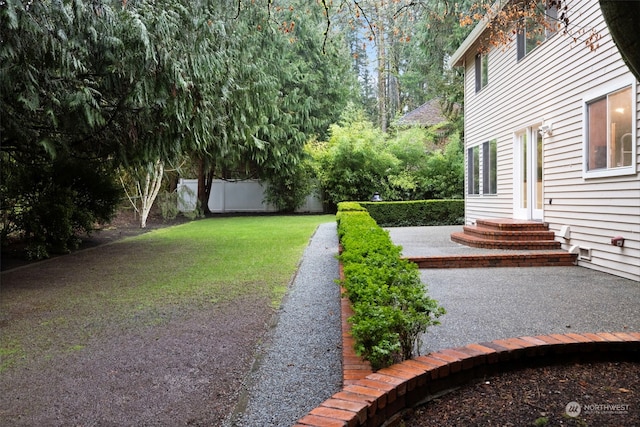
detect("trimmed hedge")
[359,199,464,227]
[336,203,445,370]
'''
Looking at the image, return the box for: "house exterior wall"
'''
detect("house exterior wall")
[455,0,640,280]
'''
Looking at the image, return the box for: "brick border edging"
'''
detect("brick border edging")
[295,263,639,427]
[405,253,577,268]
[296,331,640,427]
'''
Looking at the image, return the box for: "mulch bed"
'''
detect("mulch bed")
[401,360,640,426]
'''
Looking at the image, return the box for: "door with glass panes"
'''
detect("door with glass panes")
[513,128,543,221]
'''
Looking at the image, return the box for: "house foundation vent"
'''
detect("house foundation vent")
[579,247,592,261]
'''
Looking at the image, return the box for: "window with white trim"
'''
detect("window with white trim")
[468,141,497,195]
[585,85,634,173]
[483,139,497,195]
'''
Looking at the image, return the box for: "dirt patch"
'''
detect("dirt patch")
[402,360,640,426]
[0,299,272,426]
[1,208,192,272]
[0,210,274,426]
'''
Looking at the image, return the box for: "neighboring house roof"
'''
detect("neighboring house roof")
[396,98,449,127]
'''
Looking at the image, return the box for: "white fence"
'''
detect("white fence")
[177,178,324,213]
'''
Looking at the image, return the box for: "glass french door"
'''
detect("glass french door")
[514,128,543,221]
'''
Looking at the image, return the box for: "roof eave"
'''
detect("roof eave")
[448,0,509,68]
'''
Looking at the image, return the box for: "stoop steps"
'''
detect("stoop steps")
[408,219,578,268]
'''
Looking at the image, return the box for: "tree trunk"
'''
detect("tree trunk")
[139,160,164,228]
[197,158,211,214]
[599,1,640,82]
[197,157,215,214]
[376,9,388,132]
[203,169,214,213]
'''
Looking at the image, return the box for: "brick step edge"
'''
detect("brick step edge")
[451,232,561,250]
[476,218,550,231]
[406,252,578,268]
[295,331,640,427]
[463,226,556,241]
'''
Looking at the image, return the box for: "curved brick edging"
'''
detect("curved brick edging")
[295,331,640,427]
[312,254,640,426]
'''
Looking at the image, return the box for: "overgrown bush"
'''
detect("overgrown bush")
[308,108,464,208]
[337,203,445,370]
[309,113,396,209]
[158,191,180,220]
[1,155,121,259]
[263,156,315,213]
[359,200,464,227]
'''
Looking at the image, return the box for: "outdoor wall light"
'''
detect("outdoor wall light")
[539,123,553,137]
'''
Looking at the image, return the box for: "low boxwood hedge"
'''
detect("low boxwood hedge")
[359,199,464,227]
[336,203,445,370]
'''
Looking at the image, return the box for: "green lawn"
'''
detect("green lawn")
[0,215,333,372]
[109,215,334,307]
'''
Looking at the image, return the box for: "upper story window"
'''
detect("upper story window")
[584,83,635,177]
[516,0,558,60]
[475,52,488,92]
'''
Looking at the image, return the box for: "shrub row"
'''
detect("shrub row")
[336,203,445,370]
[358,199,464,227]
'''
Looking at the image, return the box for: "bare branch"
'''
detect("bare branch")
[353,0,376,46]
[321,0,331,53]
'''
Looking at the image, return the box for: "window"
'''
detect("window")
[468,146,480,194]
[586,86,633,173]
[468,142,496,195]
[475,53,488,92]
[516,1,558,60]
[483,140,497,195]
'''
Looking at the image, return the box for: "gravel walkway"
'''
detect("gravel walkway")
[386,226,640,355]
[225,222,342,427]
[418,266,640,354]
[226,224,640,426]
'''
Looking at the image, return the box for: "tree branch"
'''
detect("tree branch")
[321,0,331,54]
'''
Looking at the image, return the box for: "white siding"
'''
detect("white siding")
[459,0,640,280]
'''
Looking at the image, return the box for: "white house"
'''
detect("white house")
[449,0,640,280]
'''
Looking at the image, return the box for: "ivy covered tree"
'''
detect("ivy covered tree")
[260,0,358,211]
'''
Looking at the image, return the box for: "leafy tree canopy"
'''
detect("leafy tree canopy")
[0,0,357,253]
